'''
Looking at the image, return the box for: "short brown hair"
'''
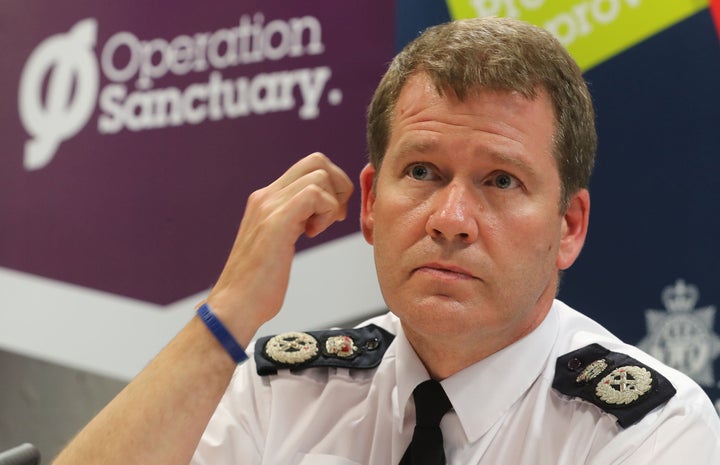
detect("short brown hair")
[366,16,596,209]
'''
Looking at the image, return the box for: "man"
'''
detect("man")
[53,16,720,465]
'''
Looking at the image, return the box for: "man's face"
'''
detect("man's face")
[360,73,588,351]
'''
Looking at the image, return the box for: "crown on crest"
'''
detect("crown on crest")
[662,279,699,313]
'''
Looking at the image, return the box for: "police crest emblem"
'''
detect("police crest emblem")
[638,279,720,391]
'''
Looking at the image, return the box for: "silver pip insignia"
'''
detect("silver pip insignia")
[575,358,608,383]
[325,335,358,358]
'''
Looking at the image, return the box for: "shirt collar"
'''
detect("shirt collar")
[393,302,560,441]
[394,323,432,432]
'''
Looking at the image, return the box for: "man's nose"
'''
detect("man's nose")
[425,183,479,243]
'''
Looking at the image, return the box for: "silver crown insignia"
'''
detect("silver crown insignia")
[661,279,699,313]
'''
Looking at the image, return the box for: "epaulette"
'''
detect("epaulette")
[254,324,395,376]
[552,343,676,427]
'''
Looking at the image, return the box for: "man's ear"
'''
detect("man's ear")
[359,164,377,245]
[557,189,590,270]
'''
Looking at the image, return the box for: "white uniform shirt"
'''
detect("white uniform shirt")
[191,300,720,465]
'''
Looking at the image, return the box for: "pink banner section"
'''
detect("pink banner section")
[2,1,395,306]
[712,0,720,37]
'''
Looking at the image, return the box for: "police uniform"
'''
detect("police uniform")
[191,300,720,465]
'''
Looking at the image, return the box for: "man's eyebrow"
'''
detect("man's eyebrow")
[394,138,439,157]
[486,150,536,173]
[393,136,545,177]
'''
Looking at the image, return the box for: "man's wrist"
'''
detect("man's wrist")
[196,303,249,364]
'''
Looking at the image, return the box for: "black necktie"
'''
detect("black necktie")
[399,379,453,465]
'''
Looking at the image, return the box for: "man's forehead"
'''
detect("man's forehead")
[389,76,558,148]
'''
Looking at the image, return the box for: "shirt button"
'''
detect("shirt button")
[365,338,380,351]
[567,357,583,371]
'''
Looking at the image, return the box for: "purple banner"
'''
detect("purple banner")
[1,1,395,305]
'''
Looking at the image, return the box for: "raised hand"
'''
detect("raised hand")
[205,152,354,346]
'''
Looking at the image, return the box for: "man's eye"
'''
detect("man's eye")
[408,164,433,180]
[492,173,520,189]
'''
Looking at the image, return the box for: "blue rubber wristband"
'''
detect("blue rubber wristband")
[197,303,248,364]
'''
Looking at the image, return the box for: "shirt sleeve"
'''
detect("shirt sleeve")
[592,381,720,465]
[191,355,270,465]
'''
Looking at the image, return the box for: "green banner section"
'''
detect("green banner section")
[446,0,708,70]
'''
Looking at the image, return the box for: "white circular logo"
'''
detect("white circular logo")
[596,366,653,405]
[19,18,99,170]
[265,332,318,365]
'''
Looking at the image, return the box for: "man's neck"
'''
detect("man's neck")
[401,303,553,380]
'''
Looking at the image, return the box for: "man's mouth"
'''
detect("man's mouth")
[414,262,477,280]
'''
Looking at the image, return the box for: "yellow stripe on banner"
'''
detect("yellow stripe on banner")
[446,0,708,70]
